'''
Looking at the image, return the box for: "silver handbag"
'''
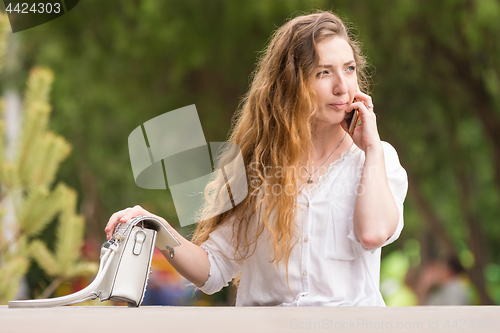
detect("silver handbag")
[8,216,180,308]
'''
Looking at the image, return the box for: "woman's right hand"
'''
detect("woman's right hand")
[105,206,211,288]
[104,205,154,240]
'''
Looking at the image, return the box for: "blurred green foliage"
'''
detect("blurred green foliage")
[0,11,97,303]
[1,0,499,304]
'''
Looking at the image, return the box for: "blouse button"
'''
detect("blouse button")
[306,203,309,207]
[304,237,308,243]
[302,270,307,276]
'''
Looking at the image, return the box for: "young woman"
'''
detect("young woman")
[105,11,408,306]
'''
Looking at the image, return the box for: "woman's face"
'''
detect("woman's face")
[311,37,358,127]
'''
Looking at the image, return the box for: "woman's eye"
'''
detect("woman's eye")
[346,66,356,72]
[316,70,329,77]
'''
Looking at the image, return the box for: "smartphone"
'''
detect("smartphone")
[345,98,360,135]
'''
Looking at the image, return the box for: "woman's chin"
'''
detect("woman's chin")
[311,117,345,128]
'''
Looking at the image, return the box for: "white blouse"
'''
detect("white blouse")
[197,141,408,306]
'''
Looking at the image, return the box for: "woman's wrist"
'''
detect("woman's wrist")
[364,141,383,156]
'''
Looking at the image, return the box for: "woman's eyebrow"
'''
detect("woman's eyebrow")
[318,60,356,68]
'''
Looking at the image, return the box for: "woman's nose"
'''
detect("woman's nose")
[332,75,348,95]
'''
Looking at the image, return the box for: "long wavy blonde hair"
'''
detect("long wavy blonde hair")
[191,10,368,295]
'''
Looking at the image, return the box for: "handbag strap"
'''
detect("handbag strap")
[8,243,118,308]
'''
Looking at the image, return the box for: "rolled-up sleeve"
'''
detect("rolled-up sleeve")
[197,222,241,295]
[380,141,408,247]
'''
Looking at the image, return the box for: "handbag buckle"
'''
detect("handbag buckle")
[132,228,147,256]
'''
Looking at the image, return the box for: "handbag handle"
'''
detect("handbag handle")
[8,243,118,308]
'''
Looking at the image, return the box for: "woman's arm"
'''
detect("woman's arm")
[352,144,399,249]
[105,205,210,287]
[344,90,400,250]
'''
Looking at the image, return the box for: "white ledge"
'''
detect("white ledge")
[1,305,499,333]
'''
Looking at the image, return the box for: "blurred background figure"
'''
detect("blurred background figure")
[414,256,471,306]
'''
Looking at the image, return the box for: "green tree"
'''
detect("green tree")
[0,12,97,303]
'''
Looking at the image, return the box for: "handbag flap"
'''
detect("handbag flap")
[133,216,181,250]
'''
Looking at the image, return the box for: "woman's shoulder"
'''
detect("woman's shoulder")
[380,141,403,164]
[380,141,408,185]
[381,141,398,156]
[352,141,404,172]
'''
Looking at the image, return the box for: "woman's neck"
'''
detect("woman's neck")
[310,123,350,160]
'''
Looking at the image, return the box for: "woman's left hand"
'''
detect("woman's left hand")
[341,90,381,152]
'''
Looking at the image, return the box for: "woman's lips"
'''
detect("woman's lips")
[329,102,347,110]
